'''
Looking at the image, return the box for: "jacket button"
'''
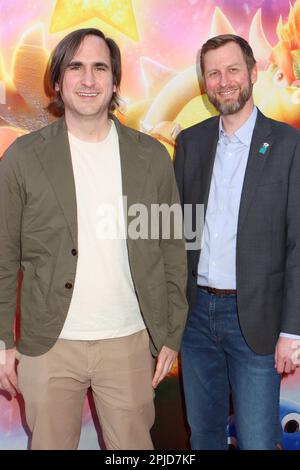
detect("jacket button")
[65,282,73,289]
[71,249,77,256]
[192,270,197,277]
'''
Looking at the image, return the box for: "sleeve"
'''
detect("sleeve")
[281,139,300,334]
[155,141,188,352]
[173,132,185,206]
[0,141,25,349]
[280,332,300,339]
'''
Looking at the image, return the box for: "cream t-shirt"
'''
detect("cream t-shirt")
[59,121,145,340]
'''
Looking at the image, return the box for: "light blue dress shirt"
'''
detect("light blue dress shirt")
[198,106,257,289]
[197,106,298,339]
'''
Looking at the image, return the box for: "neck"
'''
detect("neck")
[65,111,112,142]
[221,100,254,136]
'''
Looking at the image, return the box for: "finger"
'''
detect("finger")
[160,361,171,381]
[152,369,166,389]
[152,356,170,388]
[152,373,160,389]
[274,348,278,369]
[276,357,285,374]
[288,358,297,371]
[155,358,174,387]
[152,361,163,389]
[292,351,300,367]
[152,349,177,388]
[8,370,19,392]
[284,359,296,375]
[1,377,17,397]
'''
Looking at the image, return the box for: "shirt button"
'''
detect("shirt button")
[65,282,73,289]
[71,249,77,256]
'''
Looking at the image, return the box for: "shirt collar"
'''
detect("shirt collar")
[219,106,258,146]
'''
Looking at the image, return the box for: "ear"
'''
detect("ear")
[251,64,258,85]
[55,82,60,92]
[113,84,117,93]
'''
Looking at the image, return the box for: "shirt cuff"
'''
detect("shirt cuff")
[280,332,300,340]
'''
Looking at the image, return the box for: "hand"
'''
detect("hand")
[0,348,19,397]
[152,345,177,389]
[275,337,300,374]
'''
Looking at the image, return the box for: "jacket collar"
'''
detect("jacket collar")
[34,115,150,246]
[194,109,273,230]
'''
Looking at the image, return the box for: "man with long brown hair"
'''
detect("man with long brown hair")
[0,28,187,450]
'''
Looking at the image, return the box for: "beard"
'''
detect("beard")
[206,77,253,115]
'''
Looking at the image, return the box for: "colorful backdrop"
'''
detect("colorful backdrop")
[1,0,300,450]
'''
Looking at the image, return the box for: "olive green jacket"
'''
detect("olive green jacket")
[0,116,188,356]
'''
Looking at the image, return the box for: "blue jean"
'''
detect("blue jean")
[181,288,282,450]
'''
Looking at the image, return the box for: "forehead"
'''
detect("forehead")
[203,41,246,70]
[71,34,111,62]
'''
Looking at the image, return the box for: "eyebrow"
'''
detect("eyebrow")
[206,63,242,73]
[67,61,110,69]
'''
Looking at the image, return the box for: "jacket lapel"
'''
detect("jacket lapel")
[113,116,150,212]
[184,116,219,213]
[33,118,78,247]
[237,110,273,233]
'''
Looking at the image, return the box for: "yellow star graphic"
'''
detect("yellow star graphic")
[50,0,139,41]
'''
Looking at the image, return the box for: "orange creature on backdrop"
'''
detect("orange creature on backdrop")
[1,3,300,158]
[130,2,300,154]
[0,24,52,154]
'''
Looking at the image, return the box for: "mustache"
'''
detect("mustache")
[216,86,239,93]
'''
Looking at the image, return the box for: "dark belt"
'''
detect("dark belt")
[198,285,237,295]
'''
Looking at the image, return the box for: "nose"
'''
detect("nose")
[81,67,96,87]
[219,70,230,88]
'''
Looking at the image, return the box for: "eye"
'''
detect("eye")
[272,69,289,88]
[281,413,300,433]
[207,71,218,78]
[69,65,81,71]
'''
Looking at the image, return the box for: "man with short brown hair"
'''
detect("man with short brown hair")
[175,34,300,450]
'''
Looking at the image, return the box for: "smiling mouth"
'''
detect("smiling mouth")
[76,92,99,97]
[218,89,238,98]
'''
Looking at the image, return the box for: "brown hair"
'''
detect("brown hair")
[44,28,122,117]
[200,34,256,75]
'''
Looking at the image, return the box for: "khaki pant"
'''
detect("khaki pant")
[17,329,155,450]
